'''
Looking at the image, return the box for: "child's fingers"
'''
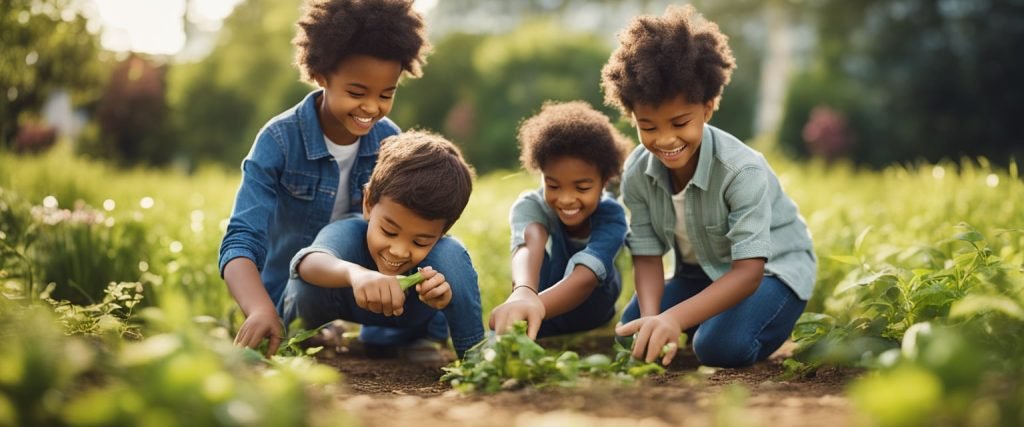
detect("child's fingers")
[526,311,542,340]
[267,331,282,357]
[632,322,653,360]
[390,283,405,316]
[661,341,678,366]
[353,287,368,310]
[645,331,666,364]
[615,318,643,337]
[420,282,450,301]
[234,327,251,348]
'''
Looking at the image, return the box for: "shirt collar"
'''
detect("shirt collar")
[298,89,332,161]
[644,124,715,192]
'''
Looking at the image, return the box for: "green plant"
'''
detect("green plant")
[441,321,666,393]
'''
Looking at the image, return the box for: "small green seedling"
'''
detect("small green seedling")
[397,271,425,291]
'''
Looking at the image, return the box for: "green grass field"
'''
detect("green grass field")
[1,144,1022,426]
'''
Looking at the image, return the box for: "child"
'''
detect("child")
[489,101,633,340]
[279,131,482,359]
[601,5,816,367]
[219,0,460,356]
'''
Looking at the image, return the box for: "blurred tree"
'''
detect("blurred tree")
[779,0,1024,166]
[391,32,487,142]
[85,55,175,165]
[467,21,615,173]
[0,0,104,147]
[165,0,308,168]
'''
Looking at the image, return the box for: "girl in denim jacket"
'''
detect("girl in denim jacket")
[220,0,480,357]
[489,101,633,340]
[603,6,816,367]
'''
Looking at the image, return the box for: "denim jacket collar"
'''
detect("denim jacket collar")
[297,89,384,161]
[643,124,715,193]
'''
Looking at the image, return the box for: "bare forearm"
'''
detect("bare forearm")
[296,252,363,288]
[223,257,276,316]
[539,265,598,318]
[663,259,764,330]
[632,255,665,317]
[511,223,548,292]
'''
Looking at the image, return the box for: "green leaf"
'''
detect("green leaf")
[397,271,425,290]
[949,295,1024,320]
[854,226,873,253]
[828,255,861,266]
[953,230,983,243]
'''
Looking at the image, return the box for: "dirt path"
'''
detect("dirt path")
[319,336,857,427]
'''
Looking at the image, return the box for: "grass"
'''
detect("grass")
[2,142,1023,425]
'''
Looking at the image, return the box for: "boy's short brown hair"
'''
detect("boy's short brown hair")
[601,5,736,114]
[293,0,431,82]
[367,131,475,231]
[518,101,633,182]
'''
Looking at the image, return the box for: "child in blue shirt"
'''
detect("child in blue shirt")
[219,0,471,356]
[489,101,633,339]
[280,131,483,358]
[602,6,816,367]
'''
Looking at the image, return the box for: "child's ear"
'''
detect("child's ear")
[362,186,372,220]
[313,74,327,88]
[703,101,715,123]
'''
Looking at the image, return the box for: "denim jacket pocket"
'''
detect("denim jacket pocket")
[704,222,732,261]
[281,171,319,201]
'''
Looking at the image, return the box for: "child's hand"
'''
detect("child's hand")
[234,307,283,357]
[350,269,405,316]
[615,314,682,365]
[415,266,452,310]
[488,287,545,339]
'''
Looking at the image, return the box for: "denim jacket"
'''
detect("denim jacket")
[620,124,816,299]
[219,89,400,303]
[509,188,627,285]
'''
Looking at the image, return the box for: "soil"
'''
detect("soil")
[316,334,860,427]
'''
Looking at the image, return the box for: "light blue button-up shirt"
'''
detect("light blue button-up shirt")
[620,124,816,300]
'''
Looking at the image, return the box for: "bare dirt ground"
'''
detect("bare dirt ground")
[317,335,859,427]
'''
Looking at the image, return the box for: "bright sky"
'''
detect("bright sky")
[92,0,439,56]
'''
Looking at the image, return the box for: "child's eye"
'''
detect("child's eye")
[347,91,365,98]
[672,121,690,128]
[577,187,593,192]
[413,240,430,248]
[381,228,398,237]
[380,94,394,100]
[639,127,655,132]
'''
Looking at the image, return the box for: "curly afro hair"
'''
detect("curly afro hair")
[518,101,633,182]
[601,5,735,114]
[293,0,430,83]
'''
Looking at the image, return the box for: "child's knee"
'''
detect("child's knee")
[692,332,760,368]
[424,237,477,287]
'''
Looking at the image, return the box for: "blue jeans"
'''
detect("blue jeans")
[620,263,806,367]
[534,225,622,339]
[278,219,484,356]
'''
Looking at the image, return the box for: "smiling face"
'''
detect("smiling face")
[314,54,403,145]
[362,195,447,276]
[541,156,606,237]
[632,95,714,190]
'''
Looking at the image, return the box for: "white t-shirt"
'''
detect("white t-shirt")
[671,187,699,265]
[324,135,361,221]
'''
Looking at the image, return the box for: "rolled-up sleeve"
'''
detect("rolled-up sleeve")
[724,166,772,260]
[508,192,550,253]
[566,197,626,283]
[621,168,666,257]
[218,130,284,276]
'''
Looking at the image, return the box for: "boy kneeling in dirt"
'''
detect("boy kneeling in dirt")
[279,131,483,363]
